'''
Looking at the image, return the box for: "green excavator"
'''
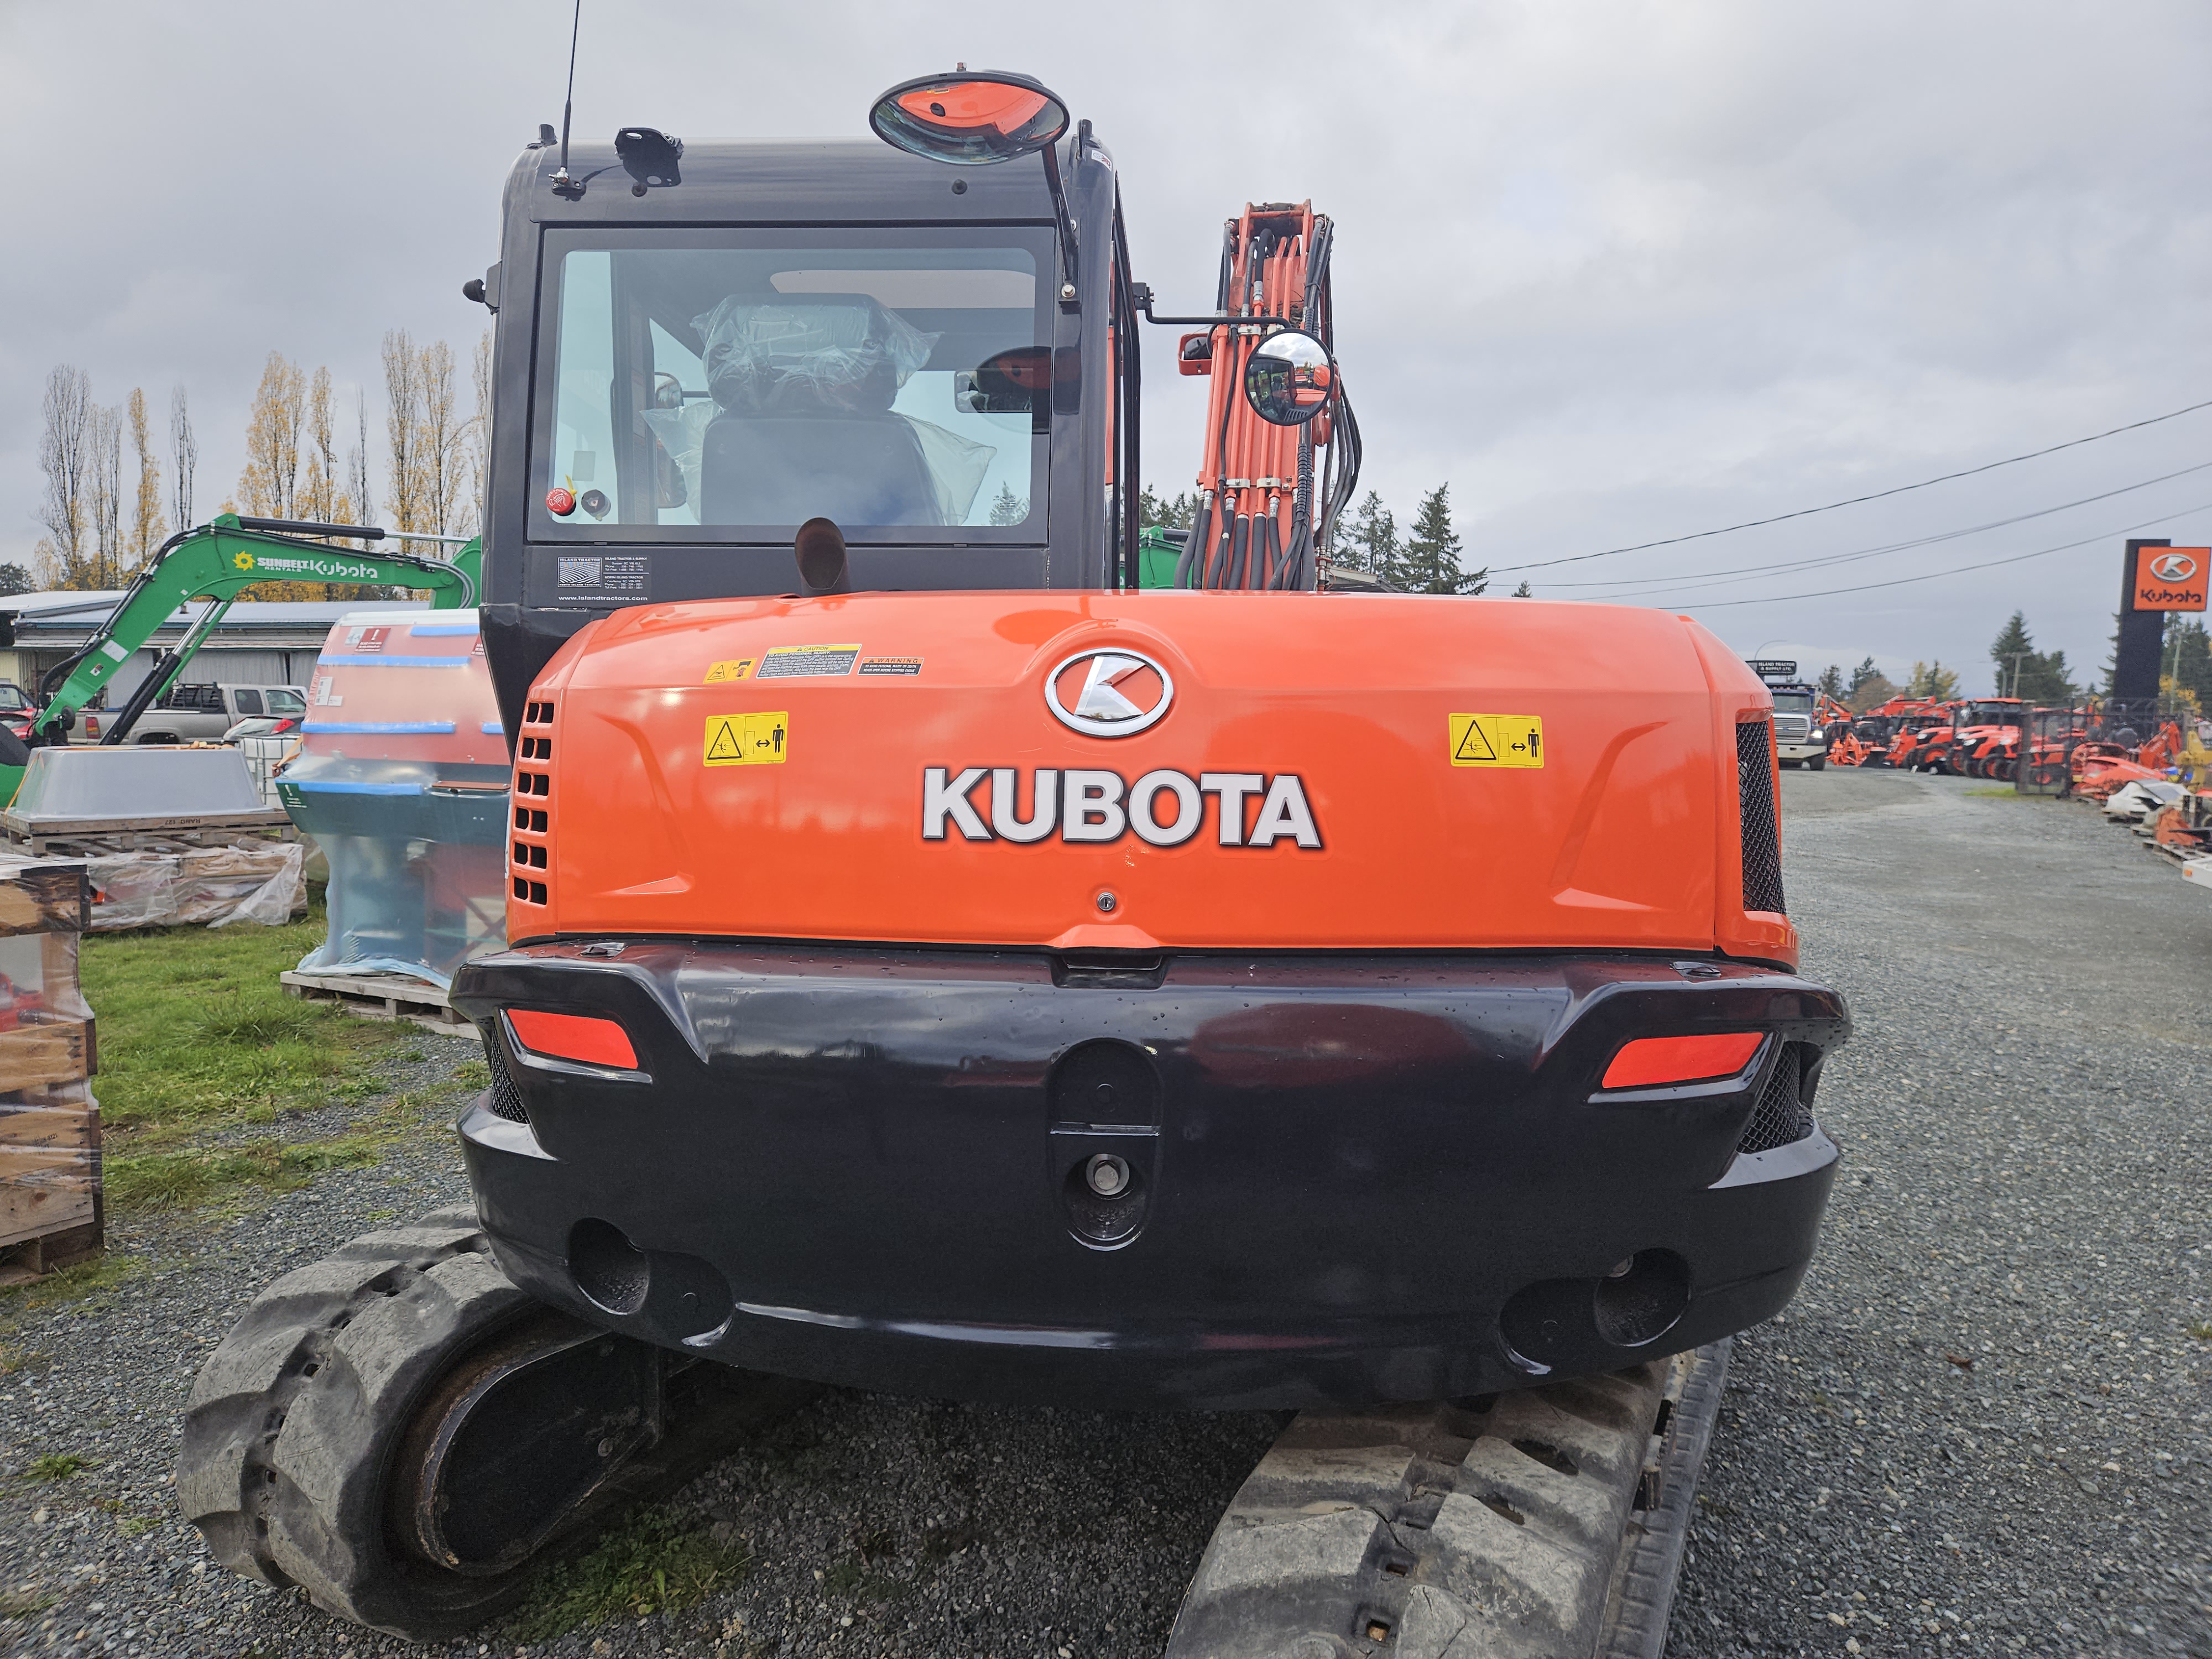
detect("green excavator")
[0,514,481,804]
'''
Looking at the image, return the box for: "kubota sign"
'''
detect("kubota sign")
[2130,545,2209,612]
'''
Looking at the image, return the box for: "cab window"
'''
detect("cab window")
[539,229,1050,543]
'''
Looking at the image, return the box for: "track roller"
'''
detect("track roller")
[1164,1341,1729,1659]
[177,1205,810,1639]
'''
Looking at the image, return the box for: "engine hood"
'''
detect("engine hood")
[508,591,1792,964]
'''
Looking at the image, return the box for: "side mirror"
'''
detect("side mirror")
[1243,330,1335,426]
[868,71,1070,165]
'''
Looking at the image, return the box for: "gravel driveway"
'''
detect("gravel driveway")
[2,769,2206,1658]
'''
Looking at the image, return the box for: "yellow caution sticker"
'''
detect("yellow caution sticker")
[704,711,790,767]
[1449,713,1545,768]
[703,658,755,684]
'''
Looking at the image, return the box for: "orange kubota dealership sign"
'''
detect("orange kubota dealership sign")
[2131,545,2210,612]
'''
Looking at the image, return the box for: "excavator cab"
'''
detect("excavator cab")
[478,71,1155,733]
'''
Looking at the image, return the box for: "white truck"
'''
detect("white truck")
[82,682,307,745]
[1745,659,1830,770]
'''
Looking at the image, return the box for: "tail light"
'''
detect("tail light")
[82,716,99,737]
[505,1009,637,1070]
[1601,1032,1763,1089]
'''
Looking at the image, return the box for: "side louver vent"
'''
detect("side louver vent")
[1735,719,1786,915]
[511,698,555,907]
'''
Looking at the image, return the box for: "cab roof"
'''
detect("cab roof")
[512,136,1063,227]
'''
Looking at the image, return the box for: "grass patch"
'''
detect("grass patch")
[0,1253,139,1315]
[105,1134,384,1211]
[76,895,486,1215]
[80,896,412,1145]
[2188,1319,2212,1342]
[1964,786,2030,799]
[20,1452,91,1481]
[0,1588,58,1620]
[507,1507,747,1642]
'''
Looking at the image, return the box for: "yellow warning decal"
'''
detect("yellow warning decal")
[1449,713,1545,768]
[703,658,755,684]
[703,711,790,767]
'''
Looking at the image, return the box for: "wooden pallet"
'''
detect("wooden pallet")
[0,1213,102,1286]
[280,969,475,1037]
[0,812,295,856]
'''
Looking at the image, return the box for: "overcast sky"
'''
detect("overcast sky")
[3,0,2208,692]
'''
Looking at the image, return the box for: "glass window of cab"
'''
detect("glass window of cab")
[535,229,1051,543]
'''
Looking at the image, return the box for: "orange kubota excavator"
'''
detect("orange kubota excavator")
[179,72,1849,1655]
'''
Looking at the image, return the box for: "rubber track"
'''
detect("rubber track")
[176,1206,547,1636]
[1164,1344,1729,1659]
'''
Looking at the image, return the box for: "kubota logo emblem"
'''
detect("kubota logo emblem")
[1045,649,1173,737]
[2151,551,2199,582]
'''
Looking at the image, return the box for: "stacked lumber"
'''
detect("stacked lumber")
[0,864,99,1282]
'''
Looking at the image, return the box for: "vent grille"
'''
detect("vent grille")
[510,697,555,908]
[1738,1041,1813,1153]
[485,1031,529,1124]
[1736,719,1786,915]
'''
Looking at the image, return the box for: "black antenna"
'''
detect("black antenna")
[552,0,582,190]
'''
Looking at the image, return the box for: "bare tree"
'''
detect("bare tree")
[87,404,123,589]
[382,329,424,535]
[128,388,166,573]
[169,384,198,532]
[417,338,463,539]
[464,329,492,539]
[34,365,93,586]
[238,352,306,519]
[302,366,338,524]
[347,388,372,540]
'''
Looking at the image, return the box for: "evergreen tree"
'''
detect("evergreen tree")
[1338,490,1397,577]
[0,564,30,597]
[1512,580,1533,597]
[1136,483,1194,531]
[988,483,1028,526]
[1846,656,1882,697]
[1989,611,2077,704]
[1399,484,1486,595]
[1815,664,1845,700]
[2171,618,2212,706]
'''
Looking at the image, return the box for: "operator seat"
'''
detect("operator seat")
[699,413,941,527]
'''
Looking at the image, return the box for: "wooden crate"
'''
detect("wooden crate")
[0,864,98,1281]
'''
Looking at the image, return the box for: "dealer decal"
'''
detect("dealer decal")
[922,768,1321,848]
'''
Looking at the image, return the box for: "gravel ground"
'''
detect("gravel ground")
[2,770,2207,1658]
[1670,770,2212,1659]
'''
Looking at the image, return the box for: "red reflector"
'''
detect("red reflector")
[507,1009,637,1070]
[1601,1032,1763,1089]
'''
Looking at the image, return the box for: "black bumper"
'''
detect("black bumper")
[449,942,1848,1410]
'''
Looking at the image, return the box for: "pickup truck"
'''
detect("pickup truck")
[82,683,307,745]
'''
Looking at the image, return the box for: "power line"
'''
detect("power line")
[1540,460,2212,598]
[1644,499,2212,611]
[1491,394,2212,576]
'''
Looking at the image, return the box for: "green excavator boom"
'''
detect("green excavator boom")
[0,514,480,806]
